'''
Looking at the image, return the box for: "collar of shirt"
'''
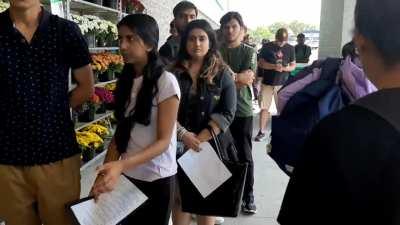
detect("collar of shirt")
[0,8,51,37]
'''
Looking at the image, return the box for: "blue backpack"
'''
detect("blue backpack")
[269,58,349,176]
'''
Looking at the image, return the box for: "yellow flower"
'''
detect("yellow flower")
[76,131,104,149]
[83,124,109,137]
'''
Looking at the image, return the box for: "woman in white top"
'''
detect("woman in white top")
[91,14,180,225]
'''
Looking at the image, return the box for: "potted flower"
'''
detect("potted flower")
[72,15,98,48]
[123,0,145,14]
[94,19,118,47]
[82,124,110,139]
[78,94,101,122]
[95,87,115,111]
[77,131,105,161]
[109,54,124,77]
[91,53,111,82]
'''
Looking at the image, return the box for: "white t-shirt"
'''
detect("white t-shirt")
[122,71,181,182]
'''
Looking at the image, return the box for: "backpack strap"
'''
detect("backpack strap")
[354,88,400,132]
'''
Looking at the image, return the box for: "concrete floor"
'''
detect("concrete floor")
[215,138,289,225]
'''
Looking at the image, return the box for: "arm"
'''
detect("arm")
[70,65,94,109]
[235,70,255,88]
[258,58,279,71]
[89,137,121,197]
[103,137,120,163]
[92,95,179,196]
[283,61,296,72]
[235,47,258,87]
[65,22,94,108]
[305,46,312,58]
[283,46,297,72]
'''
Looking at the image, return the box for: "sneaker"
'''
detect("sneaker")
[215,217,224,224]
[254,131,267,142]
[242,202,257,214]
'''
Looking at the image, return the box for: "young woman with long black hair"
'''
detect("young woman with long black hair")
[91,14,180,225]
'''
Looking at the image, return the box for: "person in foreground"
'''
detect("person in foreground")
[278,0,400,224]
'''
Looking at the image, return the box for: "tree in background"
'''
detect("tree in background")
[249,27,273,45]
[249,20,318,45]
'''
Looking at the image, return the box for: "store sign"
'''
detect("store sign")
[50,0,65,17]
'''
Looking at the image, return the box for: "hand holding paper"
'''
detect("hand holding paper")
[71,175,147,225]
[178,142,232,198]
[91,160,125,200]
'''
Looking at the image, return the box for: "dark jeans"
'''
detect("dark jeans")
[230,116,254,204]
[120,175,175,225]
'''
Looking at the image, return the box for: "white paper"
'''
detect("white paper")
[71,176,148,225]
[177,142,232,198]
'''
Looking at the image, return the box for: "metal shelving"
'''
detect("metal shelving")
[89,47,119,52]
[75,110,114,131]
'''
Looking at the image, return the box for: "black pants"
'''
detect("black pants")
[230,116,254,204]
[120,175,175,225]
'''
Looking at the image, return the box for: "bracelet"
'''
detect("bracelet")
[179,129,187,140]
[177,127,188,141]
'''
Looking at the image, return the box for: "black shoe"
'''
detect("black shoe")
[254,131,267,142]
[242,202,257,214]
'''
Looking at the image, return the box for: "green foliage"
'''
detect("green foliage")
[249,20,318,45]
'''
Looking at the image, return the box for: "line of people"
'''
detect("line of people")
[90,2,261,225]
[3,0,398,225]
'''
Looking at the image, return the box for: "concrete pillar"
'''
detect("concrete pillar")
[318,0,357,58]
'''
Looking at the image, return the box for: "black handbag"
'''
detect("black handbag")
[178,129,248,217]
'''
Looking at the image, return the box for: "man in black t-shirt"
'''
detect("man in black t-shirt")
[295,33,312,63]
[159,1,197,63]
[255,28,296,141]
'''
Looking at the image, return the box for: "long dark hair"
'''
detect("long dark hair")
[176,19,227,83]
[114,14,164,153]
